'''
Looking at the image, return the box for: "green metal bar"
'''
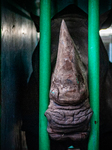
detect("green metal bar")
[39,0,51,150]
[88,0,100,150]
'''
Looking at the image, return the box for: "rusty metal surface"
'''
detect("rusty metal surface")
[1,0,37,149]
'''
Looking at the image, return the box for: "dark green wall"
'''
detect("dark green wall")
[7,0,112,17]
[51,0,112,17]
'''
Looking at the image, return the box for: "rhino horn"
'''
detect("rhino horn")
[50,20,88,106]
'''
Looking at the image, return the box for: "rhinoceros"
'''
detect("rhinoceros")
[21,4,112,150]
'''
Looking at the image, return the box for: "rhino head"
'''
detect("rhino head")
[24,4,112,150]
[45,20,93,141]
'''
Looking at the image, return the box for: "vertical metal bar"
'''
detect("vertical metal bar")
[39,0,51,150]
[88,0,100,150]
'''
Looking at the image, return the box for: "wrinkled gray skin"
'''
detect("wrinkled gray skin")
[21,4,112,150]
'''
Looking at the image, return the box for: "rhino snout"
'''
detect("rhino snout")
[45,20,93,141]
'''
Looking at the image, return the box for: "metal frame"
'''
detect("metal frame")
[39,0,100,150]
[39,0,51,150]
[88,0,99,150]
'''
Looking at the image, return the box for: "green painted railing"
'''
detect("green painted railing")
[39,1,100,150]
[39,0,51,150]
[88,0,100,150]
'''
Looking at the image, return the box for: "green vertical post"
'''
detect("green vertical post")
[39,0,51,150]
[88,0,99,150]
